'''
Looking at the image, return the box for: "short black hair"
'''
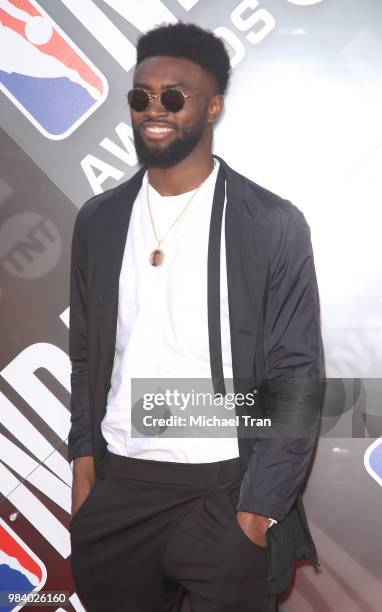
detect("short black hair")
[136,22,231,95]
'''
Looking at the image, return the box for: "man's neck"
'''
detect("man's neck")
[147,152,215,197]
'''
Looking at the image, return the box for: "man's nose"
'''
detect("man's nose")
[144,94,168,117]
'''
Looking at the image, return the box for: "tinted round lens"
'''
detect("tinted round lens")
[161,89,185,112]
[128,89,149,112]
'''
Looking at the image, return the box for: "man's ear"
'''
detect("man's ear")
[208,94,224,123]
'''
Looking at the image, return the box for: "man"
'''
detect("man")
[68,22,325,612]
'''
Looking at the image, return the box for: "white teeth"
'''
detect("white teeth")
[145,126,173,133]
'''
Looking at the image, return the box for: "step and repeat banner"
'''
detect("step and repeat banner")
[0,1,381,610]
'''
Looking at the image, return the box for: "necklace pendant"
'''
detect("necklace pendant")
[149,248,164,267]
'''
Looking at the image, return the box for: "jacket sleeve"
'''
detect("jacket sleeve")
[67,207,94,462]
[237,204,325,521]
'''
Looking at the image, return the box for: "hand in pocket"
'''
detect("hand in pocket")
[236,511,269,549]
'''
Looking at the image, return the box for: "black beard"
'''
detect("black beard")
[132,119,205,169]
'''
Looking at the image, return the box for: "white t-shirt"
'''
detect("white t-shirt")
[100,160,240,462]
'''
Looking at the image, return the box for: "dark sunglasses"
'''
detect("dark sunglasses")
[127,87,193,113]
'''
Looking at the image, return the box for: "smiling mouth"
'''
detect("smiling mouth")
[141,123,176,140]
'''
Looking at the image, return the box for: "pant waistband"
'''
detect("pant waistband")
[101,451,243,486]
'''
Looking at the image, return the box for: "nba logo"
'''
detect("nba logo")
[364,438,382,488]
[0,518,47,611]
[0,0,108,139]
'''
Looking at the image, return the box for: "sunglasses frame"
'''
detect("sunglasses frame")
[127,87,194,113]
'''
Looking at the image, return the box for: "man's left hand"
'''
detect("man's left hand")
[236,511,270,548]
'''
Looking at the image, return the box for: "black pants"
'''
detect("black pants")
[69,452,278,612]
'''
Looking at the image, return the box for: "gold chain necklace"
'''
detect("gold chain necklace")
[146,161,216,267]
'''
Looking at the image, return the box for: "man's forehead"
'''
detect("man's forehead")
[133,56,205,88]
